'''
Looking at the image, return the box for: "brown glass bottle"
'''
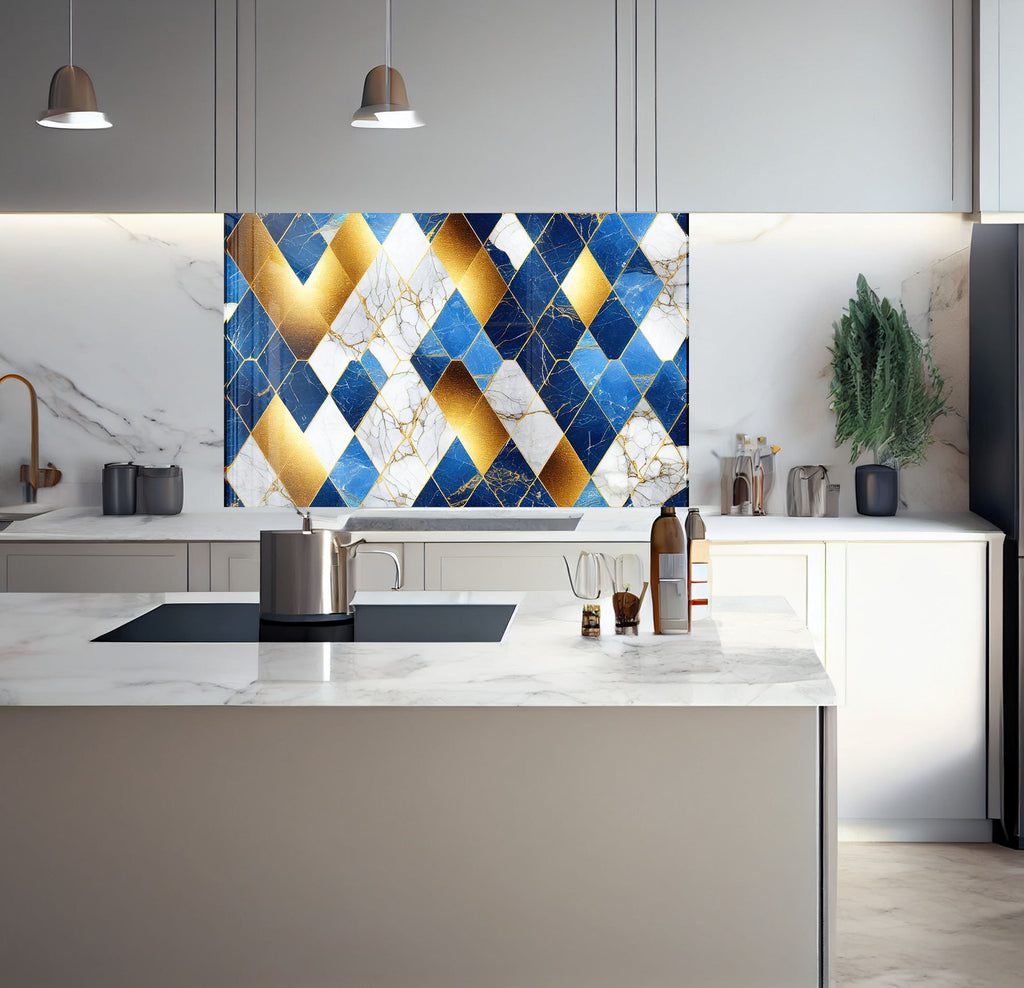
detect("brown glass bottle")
[651,506,687,634]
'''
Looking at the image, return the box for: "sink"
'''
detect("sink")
[340,510,582,532]
[0,503,57,522]
[93,601,515,644]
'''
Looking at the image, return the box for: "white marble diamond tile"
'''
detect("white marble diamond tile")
[378,367,455,473]
[303,398,354,473]
[363,441,430,507]
[592,439,631,507]
[406,248,455,329]
[638,294,689,361]
[639,213,689,282]
[307,331,352,391]
[662,266,689,311]
[593,400,675,506]
[331,284,376,358]
[511,396,564,476]
[226,435,274,506]
[366,334,401,379]
[629,442,688,507]
[223,302,238,324]
[388,286,432,360]
[484,360,538,433]
[357,252,404,330]
[488,214,533,272]
[355,395,405,473]
[383,214,431,281]
[317,213,348,243]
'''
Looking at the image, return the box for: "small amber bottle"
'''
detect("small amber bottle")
[651,506,687,634]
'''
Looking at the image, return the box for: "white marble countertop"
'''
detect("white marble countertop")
[0,505,1003,544]
[0,590,835,708]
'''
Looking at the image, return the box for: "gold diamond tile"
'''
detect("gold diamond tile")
[460,399,509,474]
[560,246,611,329]
[303,248,355,325]
[251,249,301,327]
[431,360,482,431]
[459,249,507,326]
[251,396,327,507]
[330,214,380,285]
[538,436,590,507]
[227,213,276,284]
[431,215,481,284]
[278,299,331,361]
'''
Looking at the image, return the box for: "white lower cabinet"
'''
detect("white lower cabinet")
[0,543,188,593]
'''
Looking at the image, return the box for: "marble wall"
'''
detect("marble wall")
[0,212,972,515]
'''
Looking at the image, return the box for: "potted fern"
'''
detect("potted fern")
[829,274,947,515]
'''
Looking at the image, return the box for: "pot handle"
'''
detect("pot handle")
[335,537,402,591]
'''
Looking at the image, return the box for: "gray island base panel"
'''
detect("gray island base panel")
[0,593,836,988]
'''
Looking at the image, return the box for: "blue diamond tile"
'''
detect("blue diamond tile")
[310,478,344,507]
[433,289,482,359]
[567,213,601,244]
[225,332,244,384]
[592,361,642,433]
[278,361,328,430]
[258,331,297,390]
[225,478,243,507]
[227,360,273,431]
[413,477,450,507]
[363,213,401,243]
[588,214,637,283]
[332,361,379,430]
[225,402,248,466]
[483,440,538,507]
[463,332,502,386]
[413,213,448,241]
[664,487,689,508]
[564,395,617,473]
[309,212,334,228]
[520,479,557,507]
[433,439,483,507]
[483,290,533,359]
[276,212,328,284]
[516,213,550,241]
[589,294,637,360]
[259,212,295,243]
[621,213,656,243]
[225,292,275,359]
[575,479,609,508]
[613,250,662,325]
[329,437,379,506]
[669,404,688,446]
[465,213,502,244]
[484,239,518,284]
[515,331,557,392]
[645,360,688,433]
[674,213,689,236]
[673,337,688,378]
[535,290,586,360]
[411,330,451,392]
[360,350,388,390]
[508,249,559,325]
[621,330,662,394]
[224,213,241,239]
[225,252,247,304]
[535,214,585,283]
[466,477,502,507]
[569,330,609,390]
[539,361,589,431]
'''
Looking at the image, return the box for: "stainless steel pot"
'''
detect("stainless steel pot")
[259,514,401,619]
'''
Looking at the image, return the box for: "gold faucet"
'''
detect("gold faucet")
[0,374,61,503]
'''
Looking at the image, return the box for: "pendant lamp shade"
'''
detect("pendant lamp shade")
[37,64,111,129]
[351,65,423,129]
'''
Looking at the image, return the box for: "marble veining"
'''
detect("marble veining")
[0,592,834,708]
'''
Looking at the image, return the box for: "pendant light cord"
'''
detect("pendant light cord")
[384,0,391,106]
[69,0,74,66]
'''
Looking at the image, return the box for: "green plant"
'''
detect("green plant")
[829,274,946,467]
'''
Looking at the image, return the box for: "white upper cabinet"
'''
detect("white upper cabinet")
[245,0,617,213]
[0,0,216,211]
[654,0,972,212]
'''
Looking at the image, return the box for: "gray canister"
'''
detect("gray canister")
[102,462,137,515]
[137,465,183,515]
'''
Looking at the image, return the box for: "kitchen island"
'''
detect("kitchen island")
[0,591,835,988]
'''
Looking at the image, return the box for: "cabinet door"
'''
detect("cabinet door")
[981,0,1024,209]
[249,0,616,211]
[424,542,648,592]
[656,0,970,211]
[210,542,261,592]
[838,542,988,838]
[1,543,188,592]
[0,0,215,210]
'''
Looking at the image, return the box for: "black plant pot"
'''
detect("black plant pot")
[855,464,899,516]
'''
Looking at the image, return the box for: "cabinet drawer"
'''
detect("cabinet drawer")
[1,543,188,593]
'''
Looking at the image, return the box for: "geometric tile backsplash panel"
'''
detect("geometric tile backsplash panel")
[224,212,688,508]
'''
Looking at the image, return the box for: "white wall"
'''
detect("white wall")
[0,212,972,515]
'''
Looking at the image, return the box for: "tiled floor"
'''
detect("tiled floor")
[836,843,1024,986]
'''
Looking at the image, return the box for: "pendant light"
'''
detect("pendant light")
[37,0,112,130]
[351,0,423,129]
